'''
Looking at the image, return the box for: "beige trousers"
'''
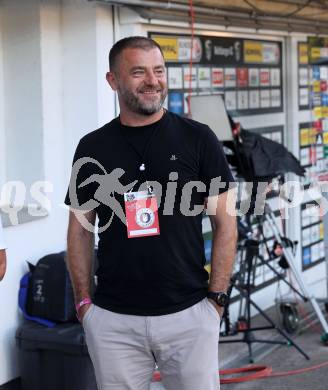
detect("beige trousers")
[83,298,220,390]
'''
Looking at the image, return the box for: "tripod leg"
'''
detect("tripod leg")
[247,340,254,363]
[249,297,310,360]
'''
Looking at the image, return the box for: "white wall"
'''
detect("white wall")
[0,0,115,384]
[1,0,44,196]
[0,0,45,382]
[0,11,5,189]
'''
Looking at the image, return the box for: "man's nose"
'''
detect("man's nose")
[144,71,158,85]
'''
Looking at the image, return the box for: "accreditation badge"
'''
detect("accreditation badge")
[124,190,160,238]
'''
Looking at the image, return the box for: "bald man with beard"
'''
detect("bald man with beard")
[65,36,237,390]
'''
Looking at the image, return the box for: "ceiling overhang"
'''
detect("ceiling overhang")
[89,0,328,35]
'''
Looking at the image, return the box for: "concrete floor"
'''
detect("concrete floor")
[220,327,328,389]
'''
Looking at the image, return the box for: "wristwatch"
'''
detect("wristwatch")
[207,292,229,307]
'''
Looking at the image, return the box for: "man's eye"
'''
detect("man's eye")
[133,70,144,76]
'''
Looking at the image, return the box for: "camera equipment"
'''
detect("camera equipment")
[190,95,328,359]
[229,112,328,339]
[222,145,328,360]
[220,213,310,362]
[223,122,305,181]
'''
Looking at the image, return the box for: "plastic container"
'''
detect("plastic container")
[16,321,97,390]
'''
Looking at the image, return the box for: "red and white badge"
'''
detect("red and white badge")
[124,191,160,238]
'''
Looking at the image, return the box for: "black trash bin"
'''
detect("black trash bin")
[16,321,97,390]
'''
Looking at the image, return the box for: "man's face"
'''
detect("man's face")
[108,47,167,116]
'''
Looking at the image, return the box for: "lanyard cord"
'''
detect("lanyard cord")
[119,110,166,189]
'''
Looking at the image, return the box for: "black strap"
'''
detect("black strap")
[119,110,166,187]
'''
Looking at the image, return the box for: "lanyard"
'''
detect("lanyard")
[119,110,165,192]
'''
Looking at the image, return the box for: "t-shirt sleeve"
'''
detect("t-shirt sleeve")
[64,139,99,211]
[199,126,235,197]
[0,217,7,250]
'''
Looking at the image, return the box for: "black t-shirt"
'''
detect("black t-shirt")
[65,111,234,316]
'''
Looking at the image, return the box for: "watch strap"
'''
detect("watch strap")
[207,291,228,307]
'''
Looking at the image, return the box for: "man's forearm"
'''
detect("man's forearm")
[67,217,95,304]
[208,221,237,292]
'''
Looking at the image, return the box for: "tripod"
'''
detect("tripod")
[220,233,310,363]
[217,110,328,359]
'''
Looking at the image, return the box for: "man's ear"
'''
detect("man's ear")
[106,71,118,91]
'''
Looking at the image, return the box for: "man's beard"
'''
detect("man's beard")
[119,85,167,115]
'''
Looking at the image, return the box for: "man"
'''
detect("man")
[0,216,7,281]
[65,36,237,390]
